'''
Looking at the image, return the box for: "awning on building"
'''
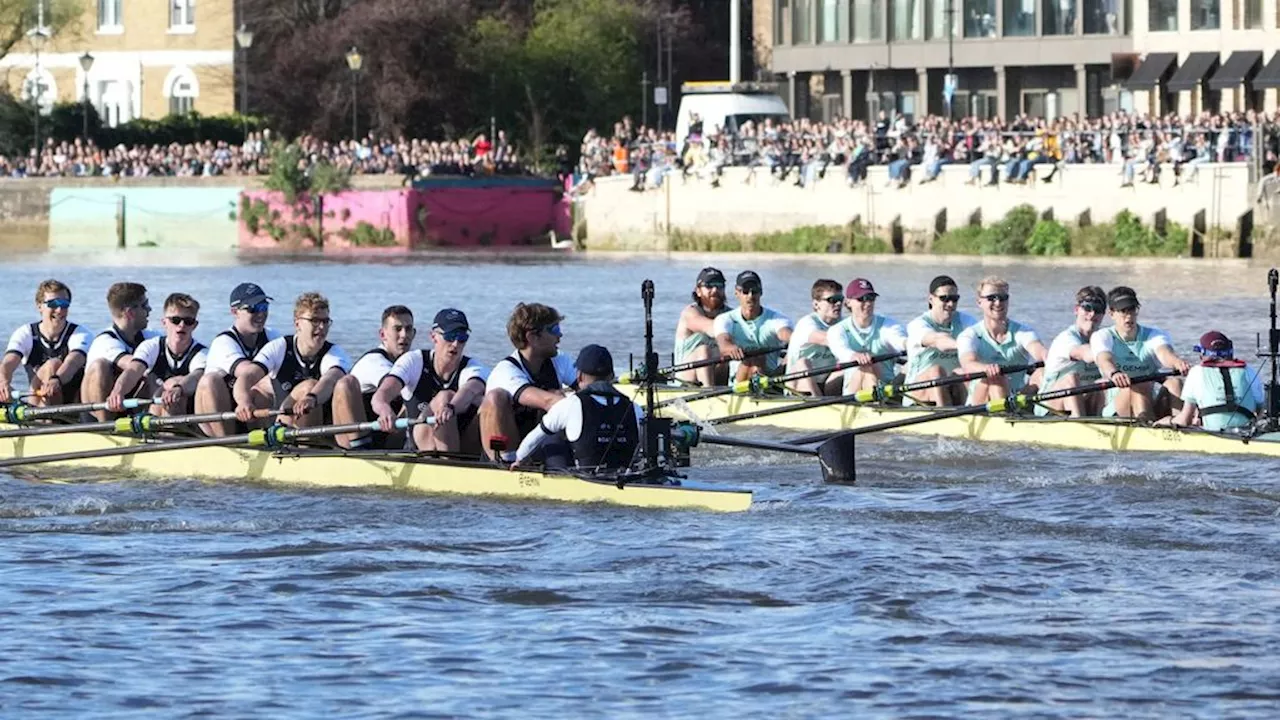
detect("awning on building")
[1207,51,1263,91]
[1166,52,1220,92]
[1253,52,1280,90]
[1125,52,1177,90]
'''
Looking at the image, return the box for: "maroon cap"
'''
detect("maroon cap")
[846,278,876,299]
[1196,331,1233,354]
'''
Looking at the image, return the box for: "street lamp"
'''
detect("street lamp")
[345,46,362,140]
[235,25,254,140]
[79,52,94,143]
[27,26,49,155]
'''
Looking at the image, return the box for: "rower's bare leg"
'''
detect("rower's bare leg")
[1024,368,1045,397]
[32,359,64,406]
[196,371,233,436]
[1114,383,1155,420]
[787,358,821,396]
[330,375,366,448]
[822,373,842,396]
[415,393,460,452]
[675,345,721,388]
[1159,376,1185,417]
[478,388,520,461]
[842,367,881,396]
[284,380,320,429]
[1044,373,1084,417]
[907,365,961,406]
[81,359,116,421]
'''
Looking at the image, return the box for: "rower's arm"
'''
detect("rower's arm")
[233,363,268,408]
[452,377,487,411]
[920,331,958,351]
[680,306,717,337]
[371,375,405,418]
[1094,351,1118,380]
[715,331,741,357]
[310,367,345,404]
[1154,344,1189,373]
[1027,339,1048,363]
[1067,343,1096,363]
[57,350,86,383]
[177,369,204,398]
[514,397,573,464]
[517,386,565,413]
[0,352,19,387]
[775,326,793,345]
[958,349,987,374]
[111,360,149,400]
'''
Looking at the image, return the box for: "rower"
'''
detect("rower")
[373,308,490,454]
[957,276,1047,404]
[904,275,978,406]
[784,279,845,396]
[827,278,907,394]
[1,279,90,407]
[81,282,162,421]
[1037,286,1107,417]
[713,270,793,384]
[232,292,363,448]
[195,283,280,437]
[106,293,207,417]
[1170,331,1262,432]
[479,302,577,463]
[1091,286,1190,420]
[673,267,730,387]
[511,344,640,472]
[349,305,416,448]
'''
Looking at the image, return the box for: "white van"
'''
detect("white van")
[673,81,790,149]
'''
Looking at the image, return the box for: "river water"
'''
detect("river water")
[1,251,1278,718]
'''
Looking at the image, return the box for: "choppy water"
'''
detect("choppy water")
[2,251,1279,718]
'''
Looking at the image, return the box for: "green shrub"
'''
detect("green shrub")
[931,225,985,254]
[1026,219,1071,256]
[979,204,1037,255]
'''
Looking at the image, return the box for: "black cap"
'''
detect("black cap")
[574,344,614,377]
[1108,286,1140,311]
[928,275,958,294]
[736,270,762,290]
[230,282,272,308]
[433,308,470,334]
[696,267,726,287]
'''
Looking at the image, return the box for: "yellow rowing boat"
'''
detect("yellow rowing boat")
[0,423,753,512]
[643,386,1280,458]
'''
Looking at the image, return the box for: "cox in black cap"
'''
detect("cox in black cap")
[736,270,763,292]
[433,308,470,334]
[230,282,272,308]
[574,344,614,377]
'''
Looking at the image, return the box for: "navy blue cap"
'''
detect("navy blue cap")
[230,282,272,308]
[697,267,726,286]
[433,308,469,334]
[736,270,762,290]
[574,344,614,377]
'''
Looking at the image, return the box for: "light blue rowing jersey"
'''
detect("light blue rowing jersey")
[712,306,793,373]
[1090,325,1170,376]
[1182,363,1261,431]
[905,311,978,381]
[956,319,1041,393]
[1043,325,1101,388]
[828,314,908,382]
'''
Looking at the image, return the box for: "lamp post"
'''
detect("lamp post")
[27,26,49,154]
[345,46,362,140]
[945,0,956,119]
[235,25,254,140]
[79,52,94,143]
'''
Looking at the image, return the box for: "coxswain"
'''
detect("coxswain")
[233,292,364,447]
[349,305,416,448]
[1091,286,1190,420]
[713,270,793,384]
[81,282,162,421]
[1037,286,1107,417]
[957,276,1047,403]
[904,275,978,406]
[1169,331,1261,432]
[673,267,730,387]
[1,279,90,406]
[373,308,490,453]
[106,293,207,416]
[479,302,578,463]
[512,344,640,472]
[195,283,280,437]
[785,279,845,396]
[826,278,907,394]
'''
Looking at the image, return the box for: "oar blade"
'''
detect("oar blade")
[816,432,856,485]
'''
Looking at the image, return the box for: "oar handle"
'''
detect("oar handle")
[990,369,1178,413]
[740,350,907,393]
[4,395,162,423]
[852,361,1044,403]
[619,345,785,384]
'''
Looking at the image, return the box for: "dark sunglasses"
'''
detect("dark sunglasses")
[822,295,845,305]
[43,298,71,309]
[1080,301,1106,313]
[935,294,961,303]
[239,301,270,314]
[700,281,726,290]
[440,329,470,343]
[166,316,198,327]
[856,294,879,303]
[982,293,1010,303]
[541,323,562,338]
[738,285,763,295]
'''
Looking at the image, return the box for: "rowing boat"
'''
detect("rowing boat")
[640,386,1280,458]
[0,423,753,512]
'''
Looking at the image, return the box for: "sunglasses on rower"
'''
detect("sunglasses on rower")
[982,293,1010,303]
[43,298,71,309]
[934,293,961,303]
[439,328,470,343]
[166,316,198,327]
[540,323,563,338]
[238,301,270,314]
[821,295,845,305]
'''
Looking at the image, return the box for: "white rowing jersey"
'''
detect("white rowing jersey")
[712,307,792,373]
[350,348,397,395]
[785,312,837,372]
[207,327,281,376]
[827,314,907,382]
[4,322,91,372]
[1044,325,1101,386]
[387,349,490,403]
[905,311,978,381]
[86,326,163,367]
[133,337,208,380]
[251,335,351,392]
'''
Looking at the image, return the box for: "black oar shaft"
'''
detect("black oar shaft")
[656,350,905,409]
[620,345,785,384]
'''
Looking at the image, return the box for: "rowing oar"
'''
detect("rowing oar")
[671,423,856,485]
[0,408,283,439]
[617,345,786,385]
[2,396,161,424]
[788,370,1178,449]
[704,361,1044,427]
[655,350,907,409]
[0,417,426,470]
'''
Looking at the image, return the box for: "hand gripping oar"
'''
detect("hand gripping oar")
[704,361,1044,427]
[617,345,786,385]
[788,370,1179,452]
[0,408,283,440]
[656,350,907,408]
[669,423,856,485]
[0,417,429,470]
[2,396,161,424]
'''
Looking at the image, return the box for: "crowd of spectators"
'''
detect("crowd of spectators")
[0,130,529,179]
[579,111,1280,192]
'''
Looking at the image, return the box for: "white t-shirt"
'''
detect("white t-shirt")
[4,323,91,366]
[514,392,645,462]
[252,336,351,379]
[206,328,282,375]
[387,350,490,401]
[786,312,837,369]
[350,350,397,395]
[487,352,577,401]
[133,336,209,375]
[1044,326,1095,380]
[86,327,163,366]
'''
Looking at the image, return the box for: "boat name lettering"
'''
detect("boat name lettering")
[518,474,541,488]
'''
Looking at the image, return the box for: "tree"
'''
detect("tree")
[0,0,81,61]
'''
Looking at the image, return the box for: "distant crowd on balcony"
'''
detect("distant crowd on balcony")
[577,110,1280,192]
[0,130,530,179]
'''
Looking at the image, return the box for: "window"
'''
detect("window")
[1043,0,1076,34]
[1238,0,1261,27]
[1083,0,1119,32]
[964,0,997,36]
[820,0,850,41]
[956,91,998,119]
[1148,0,1177,30]
[1190,0,1219,28]
[794,0,814,42]
[852,0,882,39]
[890,0,922,39]
[170,0,194,28]
[165,67,199,117]
[1004,0,1036,35]
[1022,90,1059,120]
[97,0,122,29]
[926,0,958,39]
[21,68,57,115]
[776,0,792,44]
